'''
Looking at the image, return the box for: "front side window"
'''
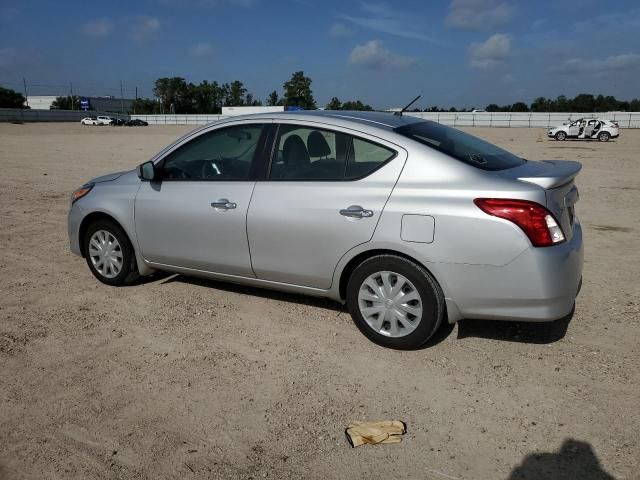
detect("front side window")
[395,121,526,171]
[270,125,395,180]
[162,124,264,180]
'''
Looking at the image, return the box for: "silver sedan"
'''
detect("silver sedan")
[68,111,583,349]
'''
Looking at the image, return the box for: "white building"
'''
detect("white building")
[222,106,284,116]
[25,95,58,110]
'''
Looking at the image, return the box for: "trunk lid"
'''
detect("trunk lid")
[496,160,581,240]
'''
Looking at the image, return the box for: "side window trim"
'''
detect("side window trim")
[158,122,268,182]
[266,123,398,182]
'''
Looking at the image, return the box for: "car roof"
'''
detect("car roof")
[212,110,425,132]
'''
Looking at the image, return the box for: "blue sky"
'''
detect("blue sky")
[1,0,640,109]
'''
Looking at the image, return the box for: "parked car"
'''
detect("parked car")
[80,117,99,126]
[68,111,583,349]
[96,115,114,126]
[126,118,149,126]
[548,118,619,142]
[110,118,127,126]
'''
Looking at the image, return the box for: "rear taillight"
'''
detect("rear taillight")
[474,198,565,247]
[612,121,619,128]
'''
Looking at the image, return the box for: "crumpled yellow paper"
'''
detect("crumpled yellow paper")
[345,420,406,447]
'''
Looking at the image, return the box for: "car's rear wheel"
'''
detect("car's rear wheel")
[598,131,610,142]
[555,131,567,141]
[83,219,138,286]
[346,255,444,349]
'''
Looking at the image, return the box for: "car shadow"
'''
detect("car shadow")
[508,438,616,480]
[156,274,457,348]
[159,273,345,313]
[456,306,574,345]
[148,273,573,348]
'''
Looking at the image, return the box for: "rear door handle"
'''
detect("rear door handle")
[211,198,237,210]
[340,205,374,219]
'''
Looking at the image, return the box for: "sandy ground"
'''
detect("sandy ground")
[0,123,638,480]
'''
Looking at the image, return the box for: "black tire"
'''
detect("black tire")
[346,255,445,349]
[555,131,567,141]
[598,132,610,142]
[83,219,139,286]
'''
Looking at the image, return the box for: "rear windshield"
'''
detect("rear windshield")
[395,121,526,171]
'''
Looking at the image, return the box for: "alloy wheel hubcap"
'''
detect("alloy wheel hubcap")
[88,230,123,279]
[357,271,423,338]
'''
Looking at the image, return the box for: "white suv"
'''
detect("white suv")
[96,116,114,126]
[548,118,619,142]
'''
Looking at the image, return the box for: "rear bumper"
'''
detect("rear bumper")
[441,220,584,322]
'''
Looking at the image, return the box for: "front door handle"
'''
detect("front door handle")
[211,198,237,210]
[340,205,374,219]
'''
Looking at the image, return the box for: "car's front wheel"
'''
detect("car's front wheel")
[598,131,610,142]
[555,131,567,141]
[346,255,445,349]
[83,219,139,286]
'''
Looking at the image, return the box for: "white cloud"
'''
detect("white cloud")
[189,42,215,56]
[339,2,446,45]
[81,18,113,37]
[554,53,640,74]
[447,0,513,30]
[468,33,511,68]
[329,23,353,38]
[130,16,161,42]
[348,40,416,69]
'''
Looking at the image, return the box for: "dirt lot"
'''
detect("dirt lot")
[1,123,638,480]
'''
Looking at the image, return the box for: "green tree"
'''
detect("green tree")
[341,100,373,111]
[283,71,316,110]
[244,93,262,106]
[153,77,191,113]
[0,87,26,108]
[485,103,500,112]
[267,90,280,106]
[531,97,552,112]
[511,102,529,112]
[50,95,81,110]
[132,98,160,114]
[326,97,342,110]
[571,93,595,112]
[228,80,247,106]
[190,80,222,113]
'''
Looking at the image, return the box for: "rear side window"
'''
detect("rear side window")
[270,124,395,180]
[395,121,525,171]
[345,138,395,179]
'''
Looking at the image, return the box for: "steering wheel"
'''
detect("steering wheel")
[164,166,191,179]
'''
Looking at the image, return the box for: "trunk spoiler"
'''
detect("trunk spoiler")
[515,160,582,189]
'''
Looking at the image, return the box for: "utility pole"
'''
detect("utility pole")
[23,78,29,107]
[120,80,124,115]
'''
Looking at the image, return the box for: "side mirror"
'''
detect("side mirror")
[137,161,158,181]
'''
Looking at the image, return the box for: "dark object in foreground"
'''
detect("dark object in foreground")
[126,119,148,127]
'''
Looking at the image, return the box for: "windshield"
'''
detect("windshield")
[395,121,526,171]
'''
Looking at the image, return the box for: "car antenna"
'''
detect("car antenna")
[394,95,422,116]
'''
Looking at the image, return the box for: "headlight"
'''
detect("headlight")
[71,184,94,203]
